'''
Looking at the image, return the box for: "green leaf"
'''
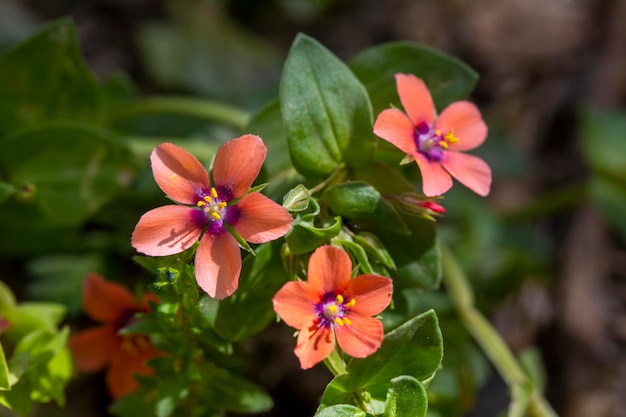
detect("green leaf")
[3,302,67,342]
[323,181,408,234]
[348,42,478,114]
[353,232,396,270]
[315,404,367,417]
[0,281,16,314]
[0,122,136,235]
[379,214,441,290]
[202,363,273,413]
[340,240,374,274]
[286,198,343,254]
[383,376,428,417]
[0,376,32,416]
[212,241,289,341]
[0,19,101,132]
[0,343,9,390]
[336,310,443,400]
[280,33,374,178]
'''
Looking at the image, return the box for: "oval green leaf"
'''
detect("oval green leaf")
[383,376,428,417]
[336,310,443,401]
[348,42,478,114]
[323,181,408,234]
[280,34,374,178]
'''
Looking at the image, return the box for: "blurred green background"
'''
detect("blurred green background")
[1,0,625,416]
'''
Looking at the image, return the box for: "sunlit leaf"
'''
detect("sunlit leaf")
[280,34,374,178]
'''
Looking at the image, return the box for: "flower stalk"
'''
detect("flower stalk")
[441,245,558,417]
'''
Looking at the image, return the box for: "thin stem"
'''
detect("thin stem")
[441,245,559,417]
[309,164,346,195]
[323,349,347,376]
[323,349,375,414]
[104,97,250,130]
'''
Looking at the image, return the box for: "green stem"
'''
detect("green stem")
[323,349,347,376]
[323,349,374,414]
[309,164,346,195]
[441,245,559,417]
[104,97,250,130]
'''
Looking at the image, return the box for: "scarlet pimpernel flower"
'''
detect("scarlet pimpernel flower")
[374,73,492,197]
[68,273,161,399]
[272,245,393,369]
[131,135,293,299]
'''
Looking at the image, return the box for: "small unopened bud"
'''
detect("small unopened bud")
[416,200,445,214]
[282,184,311,212]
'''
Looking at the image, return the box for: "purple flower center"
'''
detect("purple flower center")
[191,186,240,237]
[414,121,459,162]
[315,292,356,328]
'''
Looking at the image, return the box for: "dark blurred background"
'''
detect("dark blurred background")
[1,0,625,416]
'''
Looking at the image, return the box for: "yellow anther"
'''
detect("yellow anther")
[217,202,227,209]
[210,187,218,198]
[435,129,441,136]
[197,201,206,207]
[204,196,213,203]
[345,298,356,308]
[342,317,352,326]
[335,294,344,304]
[444,131,459,143]
[334,317,345,326]
[438,141,449,149]
[210,212,222,220]
[327,304,338,314]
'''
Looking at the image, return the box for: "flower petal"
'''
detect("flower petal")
[68,326,118,372]
[106,346,156,399]
[82,273,136,323]
[132,205,202,256]
[415,154,453,196]
[272,281,320,329]
[335,315,384,358]
[194,232,242,299]
[307,246,352,296]
[373,108,416,155]
[396,73,435,127]
[441,151,492,196]
[435,101,487,151]
[233,193,293,244]
[213,134,266,198]
[151,143,210,204]
[344,275,393,317]
[294,324,334,369]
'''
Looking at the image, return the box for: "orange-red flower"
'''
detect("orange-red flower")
[374,73,492,197]
[272,246,393,369]
[68,273,160,399]
[131,134,293,299]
